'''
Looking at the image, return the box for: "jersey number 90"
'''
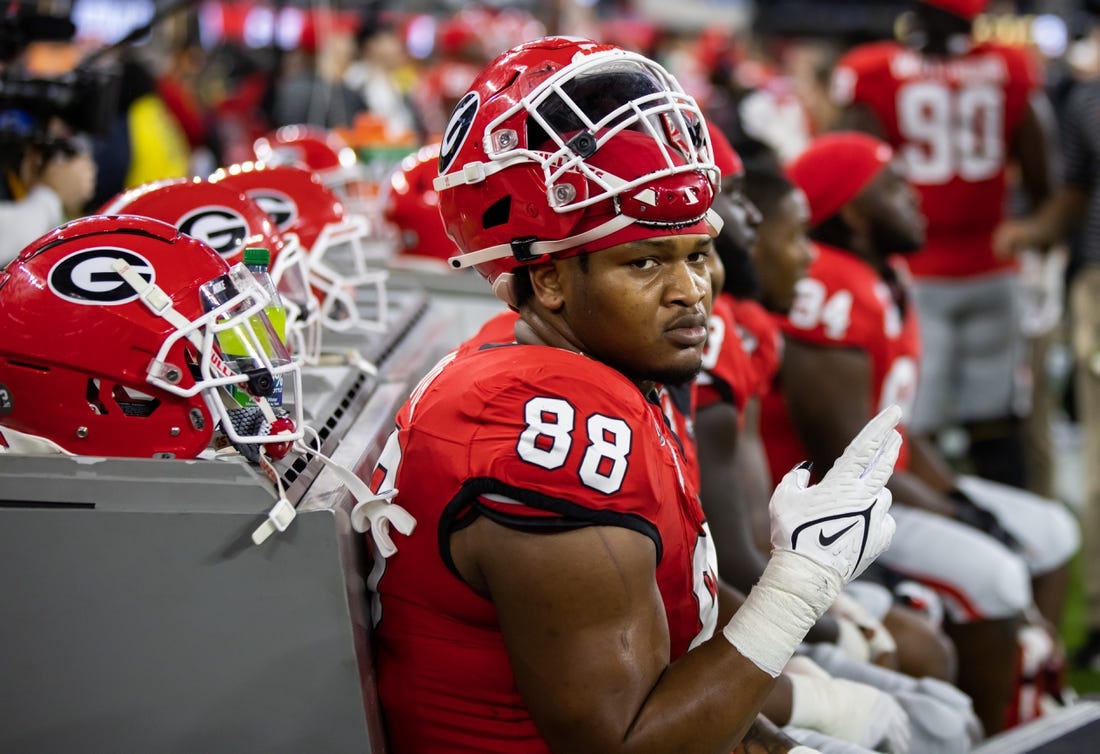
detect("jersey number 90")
[897,82,1004,184]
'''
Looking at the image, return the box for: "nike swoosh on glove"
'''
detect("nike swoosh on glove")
[770,404,903,583]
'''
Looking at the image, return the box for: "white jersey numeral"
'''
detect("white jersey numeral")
[897,81,1005,184]
[789,278,853,340]
[518,396,632,494]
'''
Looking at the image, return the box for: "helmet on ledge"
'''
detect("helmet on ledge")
[0,214,303,459]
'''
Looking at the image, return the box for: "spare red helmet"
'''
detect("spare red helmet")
[252,124,373,216]
[211,161,390,335]
[382,142,458,270]
[0,214,302,458]
[99,177,320,364]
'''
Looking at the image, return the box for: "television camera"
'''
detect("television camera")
[0,3,119,177]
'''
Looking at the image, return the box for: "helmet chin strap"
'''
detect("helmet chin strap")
[249,424,417,555]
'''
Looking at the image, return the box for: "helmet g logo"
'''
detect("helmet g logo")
[245,190,298,232]
[48,248,154,305]
[439,91,479,174]
[177,207,249,258]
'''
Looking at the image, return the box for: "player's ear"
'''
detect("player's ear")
[528,262,566,312]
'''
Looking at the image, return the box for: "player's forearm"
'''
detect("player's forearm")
[734,714,804,753]
[887,470,957,518]
[1028,186,1089,247]
[611,632,779,754]
[615,565,833,753]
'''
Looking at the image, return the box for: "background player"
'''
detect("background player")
[829,0,1059,489]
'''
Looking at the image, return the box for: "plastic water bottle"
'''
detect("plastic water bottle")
[242,247,289,406]
[203,248,290,408]
[243,247,286,343]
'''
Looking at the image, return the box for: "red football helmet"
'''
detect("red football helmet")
[382,143,457,270]
[98,177,320,363]
[211,162,390,334]
[920,0,987,21]
[434,37,721,305]
[0,214,303,459]
[252,124,373,216]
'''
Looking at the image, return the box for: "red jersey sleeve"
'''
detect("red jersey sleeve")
[728,297,783,398]
[780,246,890,353]
[697,293,753,411]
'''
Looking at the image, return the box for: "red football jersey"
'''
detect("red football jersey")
[697,294,783,411]
[831,40,1040,278]
[368,342,719,753]
[698,293,754,413]
[759,244,920,483]
[657,379,700,488]
[728,296,783,401]
[458,308,520,356]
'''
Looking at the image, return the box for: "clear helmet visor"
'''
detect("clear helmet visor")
[144,263,304,451]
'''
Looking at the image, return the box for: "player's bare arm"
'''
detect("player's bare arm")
[783,339,955,518]
[452,518,775,753]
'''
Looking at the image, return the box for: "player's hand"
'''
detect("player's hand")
[38,152,96,214]
[992,218,1040,259]
[831,591,898,666]
[786,656,911,753]
[769,405,902,583]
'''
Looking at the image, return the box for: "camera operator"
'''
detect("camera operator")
[0,128,96,266]
[0,2,108,266]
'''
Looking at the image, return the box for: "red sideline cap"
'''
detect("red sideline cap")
[920,0,988,20]
[786,132,893,227]
[707,121,743,180]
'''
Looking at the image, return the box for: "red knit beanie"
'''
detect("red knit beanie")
[920,0,988,20]
[786,132,893,227]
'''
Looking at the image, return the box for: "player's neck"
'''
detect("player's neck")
[516,308,582,354]
[516,308,657,394]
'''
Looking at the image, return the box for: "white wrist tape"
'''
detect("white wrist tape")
[834,616,873,663]
[722,549,843,677]
[833,590,898,659]
[787,670,912,753]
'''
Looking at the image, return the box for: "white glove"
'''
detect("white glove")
[723,406,901,677]
[1018,245,1067,337]
[786,656,911,754]
[770,404,902,583]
